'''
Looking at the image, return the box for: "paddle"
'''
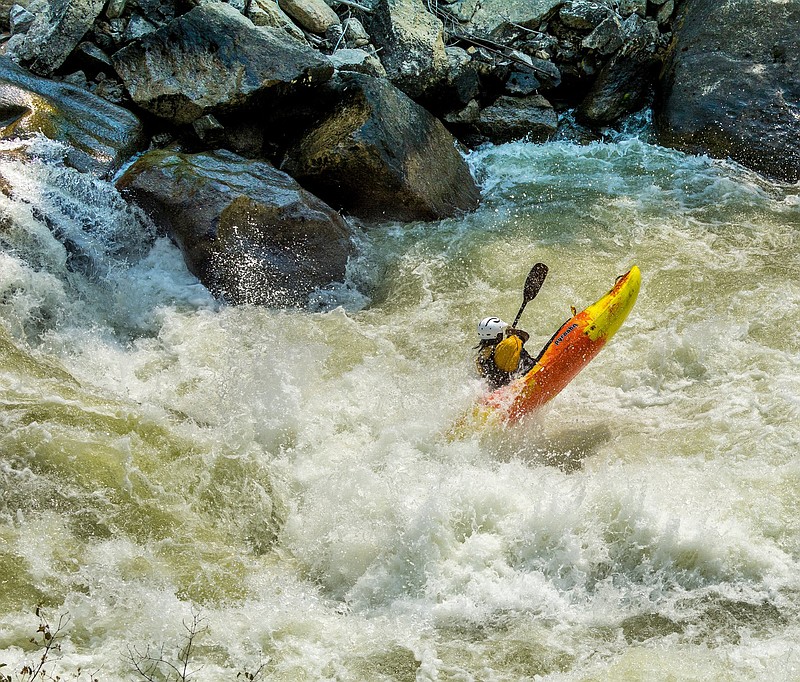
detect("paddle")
[511,262,548,328]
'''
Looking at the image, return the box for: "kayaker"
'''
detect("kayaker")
[475,316,536,390]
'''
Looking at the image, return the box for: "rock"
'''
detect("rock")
[92,77,125,104]
[505,70,541,96]
[63,41,113,79]
[577,17,662,124]
[123,13,159,42]
[465,0,561,37]
[283,73,480,222]
[278,0,340,34]
[656,0,673,26]
[0,56,145,176]
[5,0,106,75]
[112,2,334,125]
[618,0,646,17]
[581,13,624,55]
[342,16,370,47]
[247,0,306,41]
[439,46,480,108]
[526,56,562,90]
[559,0,614,30]
[105,0,126,19]
[63,70,87,87]
[133,0,175,26]
[116,149,354,307]
[362,0,449,100]
[655,0,800,183]
[476,93,558,143]
[330,48,386,77]
[9,4,35,34]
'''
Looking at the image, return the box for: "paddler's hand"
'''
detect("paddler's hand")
[506,327,530,344]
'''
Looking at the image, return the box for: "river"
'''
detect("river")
[1,127,799,680]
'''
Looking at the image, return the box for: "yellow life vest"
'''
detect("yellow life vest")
[493,335,523,373]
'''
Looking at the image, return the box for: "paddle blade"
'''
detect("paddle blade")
[524,262,548,302]
[511,263,548,328]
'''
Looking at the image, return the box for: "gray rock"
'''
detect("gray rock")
[465,0,561,37]
[577,17,662,124]
[618,0,646,17]
[6,0,106,75]
[123,13,159,42]
[330,48,386,77]
[112,2,333,125]
[476,93,558,143]
[105,0,126,19]
[342,16,370,47]
[116,149,354,307]
[283,73,480,222]
[247,0,306,41]
[655,0,800,182]
[363,0,449,100]
[656,0,674,26]
[278,0,340,34]
[581,13,624,54]
[505,70,541,96]
[559,0,614,30]
[9,4,34,34]
[0,56,145,176]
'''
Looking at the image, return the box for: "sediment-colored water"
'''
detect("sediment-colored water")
[1,131,799,680]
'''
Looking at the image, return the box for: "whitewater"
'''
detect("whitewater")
[1,128,799,680]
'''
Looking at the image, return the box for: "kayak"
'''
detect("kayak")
[454,265,641,432]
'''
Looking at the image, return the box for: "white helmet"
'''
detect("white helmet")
[477,316,508,340]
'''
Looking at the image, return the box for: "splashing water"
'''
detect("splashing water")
[1,133,799,680]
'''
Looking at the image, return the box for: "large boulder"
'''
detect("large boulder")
[116,149,354,307]
[282,73,481,223]
[577,16,663,124]
[0,57,145,177]
[362,0,449,100]
[655,0,800,183]
[4,0,106,75]
[112,2,334,125]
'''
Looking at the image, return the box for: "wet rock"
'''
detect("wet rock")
[581,13,623,55]
[0,56,145,176]
[559,1,614,31]
[5,0,106,75]
[283,73,480,222]
[112,2,334,125]
[116,148,354,307]
[577,16,662,124]
[476,93,558,143]
[278,0,340,34]
[655,0,800,182]
[362,0,449,100]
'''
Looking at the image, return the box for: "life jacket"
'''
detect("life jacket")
[476,339,518,389]
[493,335,523,373]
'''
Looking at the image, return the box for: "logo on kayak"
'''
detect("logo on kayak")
[554,324,578,346]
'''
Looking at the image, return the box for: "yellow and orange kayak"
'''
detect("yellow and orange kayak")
[455,266,641,432]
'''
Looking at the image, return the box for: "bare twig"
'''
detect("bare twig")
[332,0,373,13]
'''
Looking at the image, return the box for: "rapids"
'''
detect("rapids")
[1,129,799,681]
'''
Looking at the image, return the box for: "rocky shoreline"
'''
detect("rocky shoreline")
[0,0,797,307]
